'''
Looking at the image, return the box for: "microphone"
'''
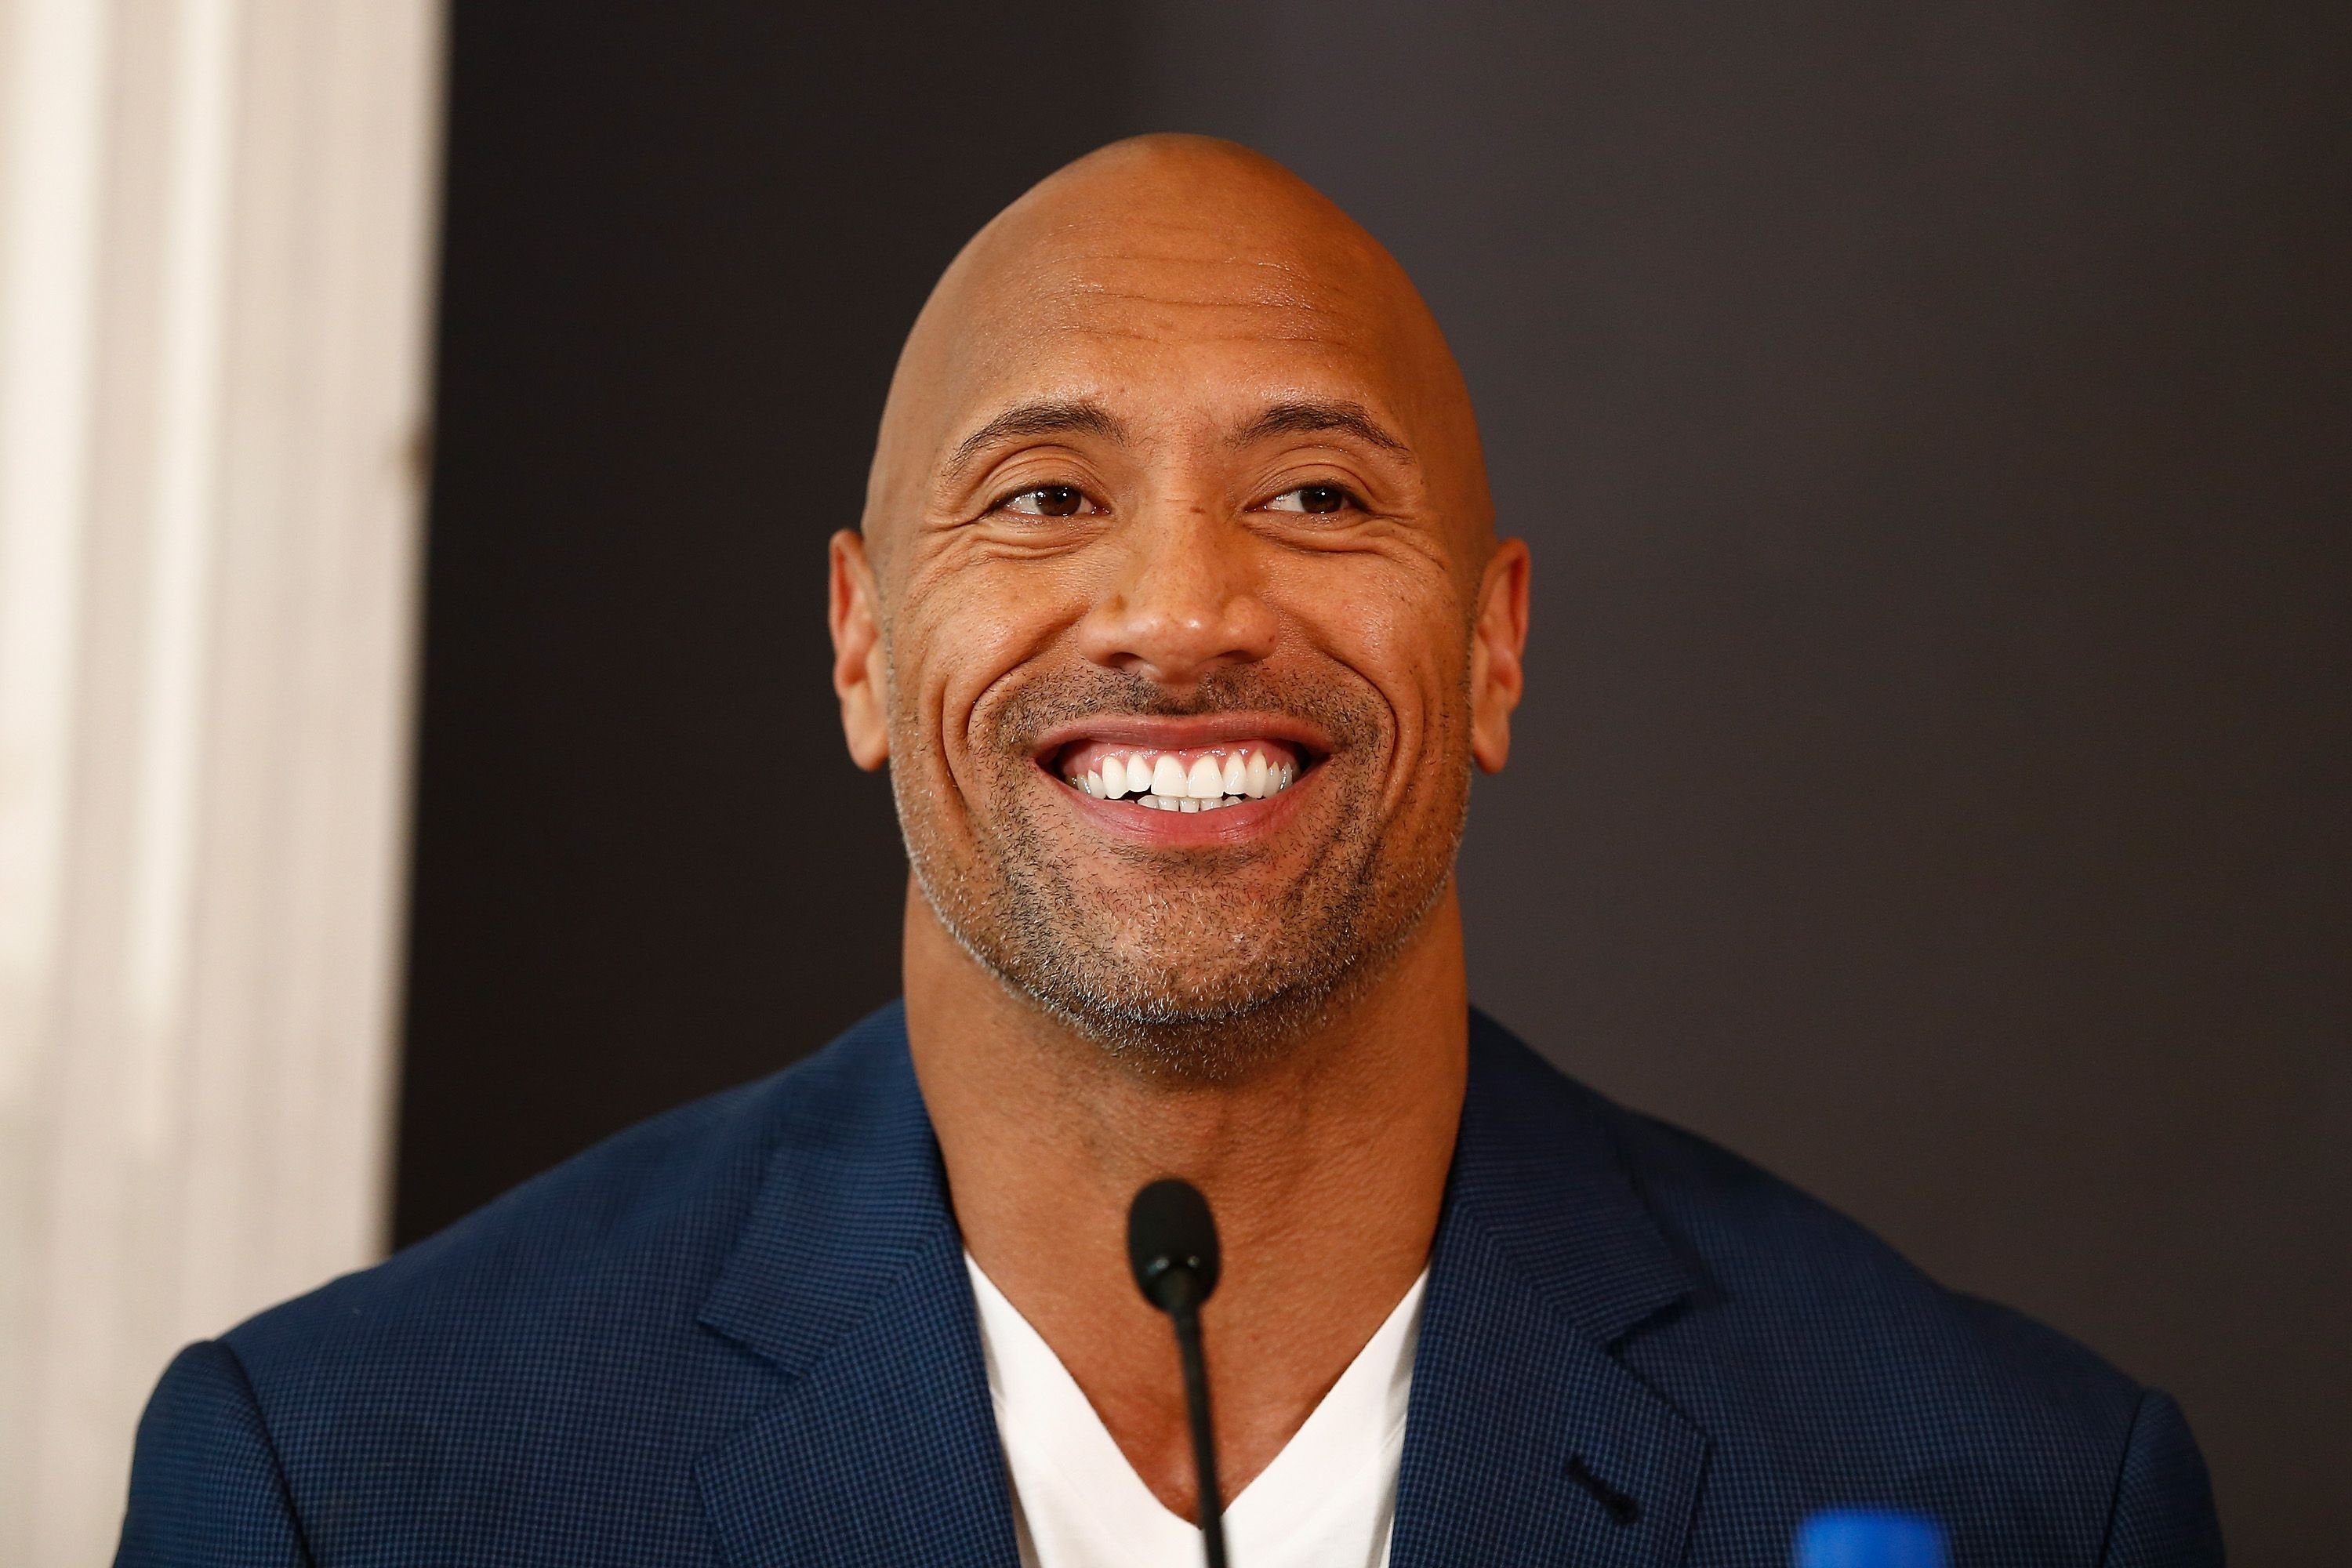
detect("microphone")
[1127,1178,1229,1568]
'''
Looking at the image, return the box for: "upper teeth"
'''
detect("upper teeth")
[1066,749,1299,811]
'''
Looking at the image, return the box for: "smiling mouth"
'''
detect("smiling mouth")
[1045,739,1309,813]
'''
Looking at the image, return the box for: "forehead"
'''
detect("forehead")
[932,212,1421,451]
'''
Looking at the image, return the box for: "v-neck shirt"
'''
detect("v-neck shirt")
[965,1254,1428,1568]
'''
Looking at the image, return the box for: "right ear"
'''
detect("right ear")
[829,530,891,770]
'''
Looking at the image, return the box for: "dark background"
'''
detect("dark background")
[396,4,2350,1559]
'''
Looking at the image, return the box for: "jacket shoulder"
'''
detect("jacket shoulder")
[1601,1094,2143,1414]
[220,1002,909,1394]
[124,1004,917,1565]
[1468,1014,2141,1412]
[1464,1011,2174,1551]
[1601,1097,2225,1559]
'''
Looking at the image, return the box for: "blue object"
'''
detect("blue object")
[1798,1509,1949,1568]
[116,1005,2223,1566]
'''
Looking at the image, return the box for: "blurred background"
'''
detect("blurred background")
[2,2,2343,1563]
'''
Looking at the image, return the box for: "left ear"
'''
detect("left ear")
[1468,538,1531,773]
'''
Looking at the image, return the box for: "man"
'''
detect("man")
[118,136,2221,1566]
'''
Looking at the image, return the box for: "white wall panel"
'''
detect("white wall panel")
[0,2,442,1559]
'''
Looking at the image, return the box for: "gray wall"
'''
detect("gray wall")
[403,5,2348,1560]
[1135,7,2347,1556]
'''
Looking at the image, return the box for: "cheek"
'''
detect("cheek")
[895,554,1090,760]
[1267,557,1470,753]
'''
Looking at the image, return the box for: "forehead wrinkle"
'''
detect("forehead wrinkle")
[1029,321,1349,350]
[1042,212,1356,263]
[1045,267,1362,321]
[997,287,1380,358]
[1011,231,1372,307]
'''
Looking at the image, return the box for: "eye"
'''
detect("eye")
[996,484,1097,518]
[1263,484,1356,516]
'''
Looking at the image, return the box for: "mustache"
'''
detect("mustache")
[990,664,1382,751]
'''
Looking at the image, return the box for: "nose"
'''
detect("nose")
[1075,503,1277,687]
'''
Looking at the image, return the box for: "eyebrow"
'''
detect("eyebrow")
[1228,399,1410,456]
[943,400,1128,481]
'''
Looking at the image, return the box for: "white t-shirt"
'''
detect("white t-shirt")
[965,1254,1428,1568]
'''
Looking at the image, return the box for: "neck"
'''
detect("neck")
[903,876,1468,1520]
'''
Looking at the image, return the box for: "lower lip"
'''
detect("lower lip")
[1043,767,1312,844]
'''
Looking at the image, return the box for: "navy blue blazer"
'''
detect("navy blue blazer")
[118,1005,2222,1566]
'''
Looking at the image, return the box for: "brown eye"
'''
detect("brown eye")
[1002,485,1091,517]
[1267,484,1352,515]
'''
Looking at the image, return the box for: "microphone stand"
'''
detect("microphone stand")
[1167,1288,1228,1568]
[1129,1178,1231,1568]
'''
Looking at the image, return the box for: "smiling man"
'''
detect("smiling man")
[119,137,2220,1567]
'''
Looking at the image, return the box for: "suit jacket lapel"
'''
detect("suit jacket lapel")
[684,1006,1708,1567]
[691,1007,1021,1568]
[1391,1014,1713,1568]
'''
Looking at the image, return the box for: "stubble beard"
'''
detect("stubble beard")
[890,661,1472,1082]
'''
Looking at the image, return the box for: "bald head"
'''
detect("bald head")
[863,135,1490,575]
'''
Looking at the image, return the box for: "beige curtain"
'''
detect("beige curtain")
[0,2,442,1560]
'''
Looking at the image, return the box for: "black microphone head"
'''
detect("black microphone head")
[1127,1177,1221,1316]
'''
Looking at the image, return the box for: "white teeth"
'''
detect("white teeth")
[1075,747,1302,811]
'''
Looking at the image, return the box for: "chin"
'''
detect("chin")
[989,931,1392,1084]
[1036,989,1340,1083]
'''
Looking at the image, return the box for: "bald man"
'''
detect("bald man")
[119,139,2220,1568]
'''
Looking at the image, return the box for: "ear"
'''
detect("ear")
[829,529,891,771]
[1468,538,1530,773]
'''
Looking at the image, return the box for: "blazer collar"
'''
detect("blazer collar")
[691,1004,1709,1567]
[694,1003,1022,1567]
[1390,1011,1711,1567]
